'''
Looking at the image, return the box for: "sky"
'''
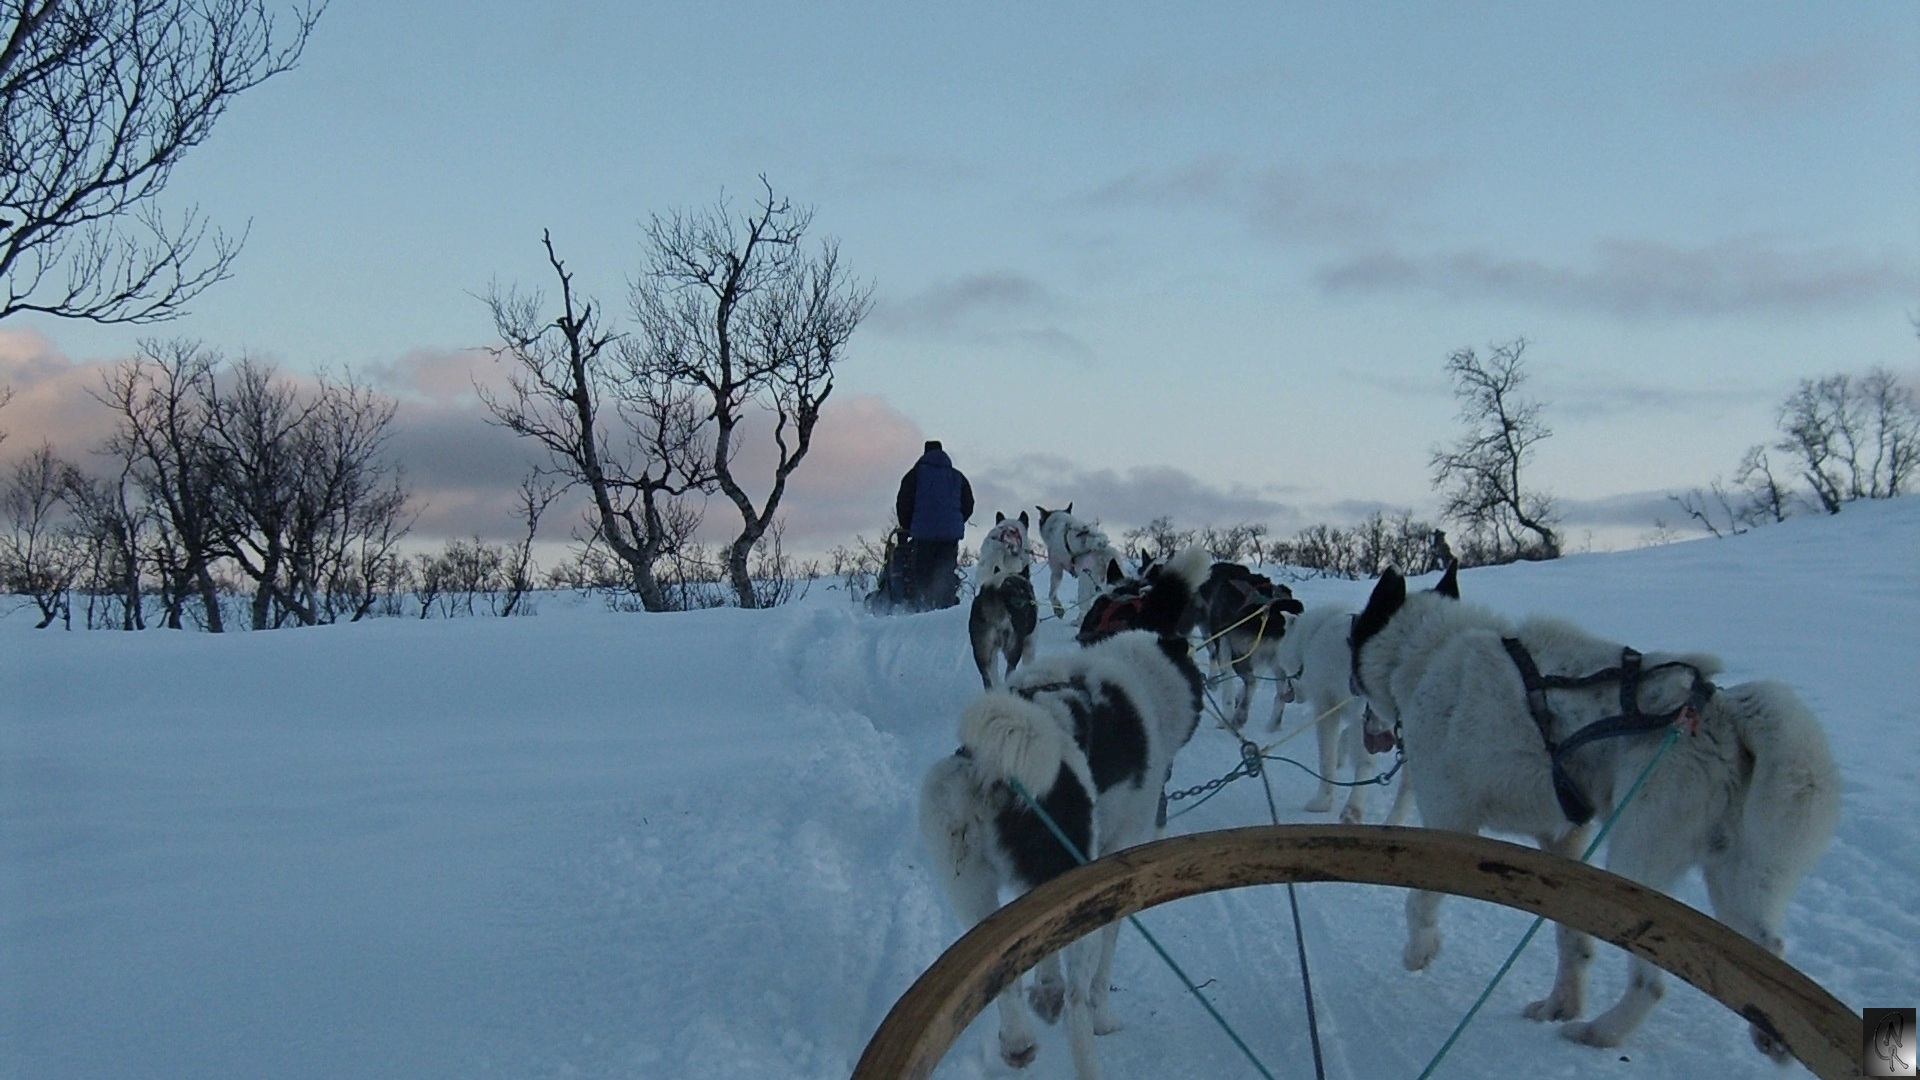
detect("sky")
[2,1,1917,556]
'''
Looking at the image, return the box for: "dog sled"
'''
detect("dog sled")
[852,825,1864,1080]
[864,528,914,615]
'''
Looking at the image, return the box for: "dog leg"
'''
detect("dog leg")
[1303,703,1339,814]
[1048,563,1067,618]
[1027,951,1066,1024]
[973,636,997,690]
[1702,844,1794,1061]
[1063,935,1103,1080]
[937,855,1039,1066]
[1382,763,1416,826]
[1524,825,1597,1023]
[1404,808,1486,968]
[1229,663,1254,733]
[1403,886,1444,970]
[1338,709,1372,823]
[1088,922,1124,1035]
[1561,956,1663,1049]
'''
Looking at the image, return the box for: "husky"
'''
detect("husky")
[1192,561,1304,732]
[920,548,1210,1080]
[1036,504,1123,620]
[977,511,1033,586]
[969,573,1038,688]
[1269,603,1415,824]
[1348,567,1840,1059]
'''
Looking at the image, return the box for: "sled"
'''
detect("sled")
[853,825,1863,1080]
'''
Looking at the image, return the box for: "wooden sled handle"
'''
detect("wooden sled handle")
[853,825,1861,1080]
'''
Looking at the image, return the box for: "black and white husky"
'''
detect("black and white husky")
[1349,567,1840,1059]
[1268,603,1415,824]
[920,548,1209,1079]
[970,513,1039,688]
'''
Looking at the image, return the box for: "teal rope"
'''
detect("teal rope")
[1009,779,1278,1080]
[1415,726,1682,1080]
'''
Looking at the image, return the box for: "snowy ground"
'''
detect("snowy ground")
[4,498,1916,1080]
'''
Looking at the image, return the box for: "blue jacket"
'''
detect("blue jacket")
[896,447,973,542]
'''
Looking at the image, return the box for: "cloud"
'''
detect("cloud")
[870,272,1061,334]
[868,272,1098,365]
[0,329,122,463]
[366,345,511,408]
[1542,369,1779,421]
[1694,44,1886,117]
[1555,489,1688,531]
[1315,238,1920,318]
[730,392,925,550]
[969,454,1312,538]
[1087,156,1440,247]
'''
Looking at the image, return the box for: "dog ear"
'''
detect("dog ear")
[1019,510,1029,528]
[1434,560,1459,599]
[1105,558,1125,585]
[1352,568,1407,652]
[995,510,1005,524]
[1065,501,1072,515]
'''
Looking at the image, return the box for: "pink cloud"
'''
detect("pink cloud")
[366,346,511,407]
[0,328,937,559]
[711,392,924,550]
[0,329,121,464]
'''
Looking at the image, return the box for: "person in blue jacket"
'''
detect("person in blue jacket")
[894,440,974,611]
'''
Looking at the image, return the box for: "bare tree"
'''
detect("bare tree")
[286,371,409,623]
[0,442,86,626]
[1430,337,1561,562]
[481,231,711,612]
[94,339,226,628]
[1,1,323,324]
[1773,368,1920,514]
[63,463,146,627]
[205,358,408,628]
[205,356,310,627]
[631,179,872,607]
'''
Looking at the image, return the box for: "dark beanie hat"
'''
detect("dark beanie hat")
[925,440,941,451]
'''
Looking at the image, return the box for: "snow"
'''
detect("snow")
[4,497,1916,1079]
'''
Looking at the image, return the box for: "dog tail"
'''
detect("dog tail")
[1717,680,1842,911]
[959,691,1082,798]
[1133,546,1211,636]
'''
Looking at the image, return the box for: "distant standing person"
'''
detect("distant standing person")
[895,440,974,611]
[1428,528,1455,573]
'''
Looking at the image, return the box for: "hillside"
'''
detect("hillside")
[3,498,1916,1079]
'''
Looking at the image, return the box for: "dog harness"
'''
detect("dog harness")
[1500,638,1716,825]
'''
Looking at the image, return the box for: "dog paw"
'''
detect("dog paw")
[1303,792,1334,814]
[998,1032,1038,1069]
[1027,980,1065,1024]
[1403,931,1441,971]
[1749,1022,1790,1062]
[1092,1011,1124,1037]
[1558,1020,1621,1048]
[1339,802,1365,824]
[1525,995,1583,1023]
[1051,600,1067,619]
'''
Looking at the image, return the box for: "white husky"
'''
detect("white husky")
[1036,504,1122,620]
[1349,568,1840,1059]
[977,511,1032,587]
[921,549,1208,1080]
[1269,603,1415,825]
